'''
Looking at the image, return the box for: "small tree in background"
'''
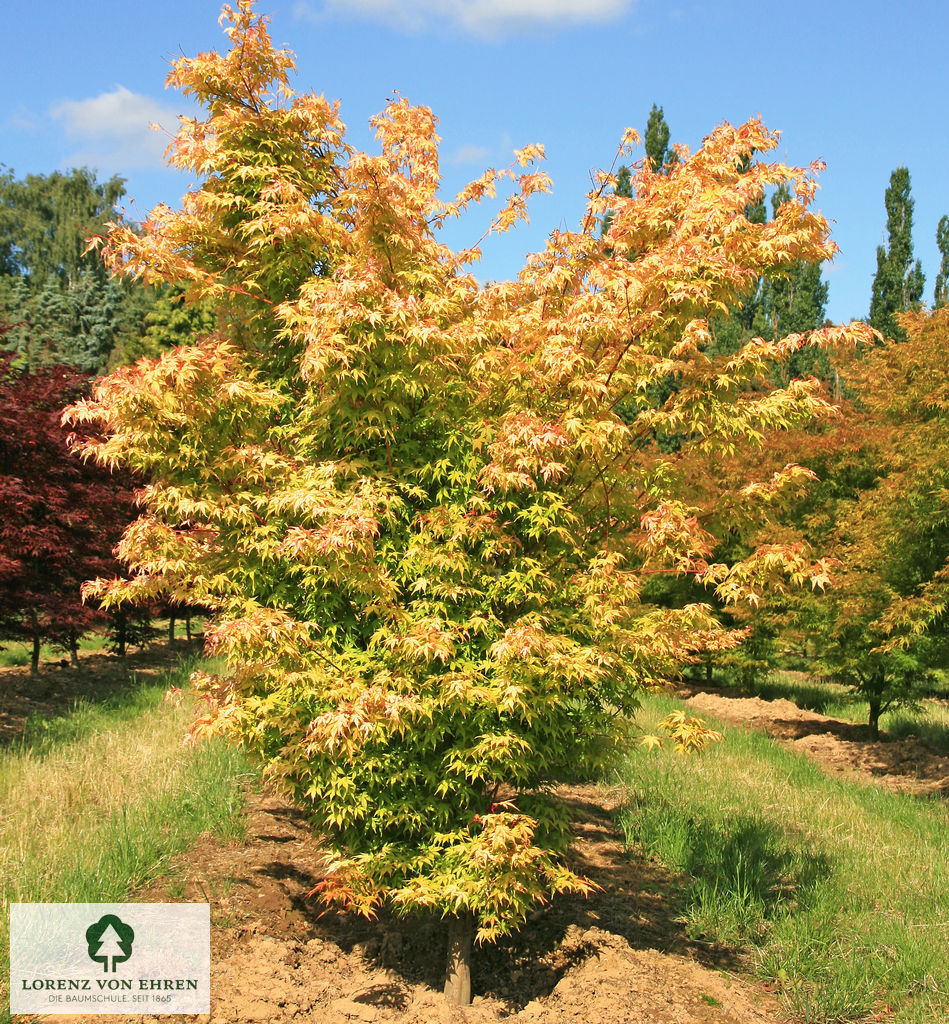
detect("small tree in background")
[790,307,949,737]
[643,103,676,171]
[933,215,949,310]
[67,1,872,1001]
[0,357,137,671]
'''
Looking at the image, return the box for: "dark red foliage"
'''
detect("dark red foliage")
[0,354,139,668]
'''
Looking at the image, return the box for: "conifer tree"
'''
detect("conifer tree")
[643,104,675,172]
[869,167,925,341]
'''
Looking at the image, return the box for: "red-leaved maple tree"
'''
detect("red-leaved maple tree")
[66,1,873,1001]
[0,356,137,671]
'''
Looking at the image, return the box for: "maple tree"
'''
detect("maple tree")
[66,1,873,1001]
[781,307,949,737]
[0,356,137,672]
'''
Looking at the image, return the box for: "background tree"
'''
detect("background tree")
[0,166,123,287]
[777,307,949,736]
[934,214,949,309]
[0,167,155,371]
[643,103,675,171]
[67,1,872,1002]
[600,164,632,238]
[0,357,138,671]
[869,167,924,342]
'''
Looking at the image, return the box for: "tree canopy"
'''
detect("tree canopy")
[0,356,137,671]
[0,167,156,373]
[66,0,873,1001]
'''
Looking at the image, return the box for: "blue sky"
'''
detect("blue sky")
[3,0,946,324]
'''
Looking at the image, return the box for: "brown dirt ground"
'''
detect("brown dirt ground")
[37,786,788,1024]
[11,651,948,1024]
[681,685,949,797]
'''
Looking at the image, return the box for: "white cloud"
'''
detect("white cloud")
[49,86,185,170]
[448,143,491,165]
[4,106,42,135]
[294,0,633,38]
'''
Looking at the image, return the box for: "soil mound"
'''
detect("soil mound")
[40,787,785,1024]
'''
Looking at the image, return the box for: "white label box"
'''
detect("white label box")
[10,903,210,1014]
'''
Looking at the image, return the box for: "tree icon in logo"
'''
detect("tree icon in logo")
[86,914,135,972]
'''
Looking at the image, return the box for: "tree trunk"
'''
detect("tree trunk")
[185,613,192,641]
[168,614,176,644]
[115,610,127,659]
[867,670,885,741]
[443,914,474,1006]
[29,608,41,676]
[69,628,79,668]
[868,696,881,741]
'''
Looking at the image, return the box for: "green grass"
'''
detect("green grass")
[0,654,256,1020]
[0,639,62,668]
[616,691,949,1024]
[748,671,852,716]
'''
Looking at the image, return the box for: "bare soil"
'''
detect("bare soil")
[682,685,949,797]
[40,786,787,1024]
[11,650,948,1024]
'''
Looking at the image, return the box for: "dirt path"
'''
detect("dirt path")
[40,785,787,1024]
[13,651,948,1024]
[683,686,949,796]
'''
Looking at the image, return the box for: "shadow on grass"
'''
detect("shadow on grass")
[616,792,833,949]
[750,675,843,714]
[0,640,205,750]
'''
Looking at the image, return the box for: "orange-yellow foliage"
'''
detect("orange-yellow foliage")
[67,0,871,941]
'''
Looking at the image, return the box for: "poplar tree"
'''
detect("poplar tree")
[869,167,925,341]
[643,104,675,171]
[934,215,949,309]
